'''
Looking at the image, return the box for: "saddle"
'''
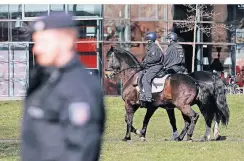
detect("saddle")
[133,68,171,94]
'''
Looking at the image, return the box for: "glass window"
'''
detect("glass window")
[68,4,102,17]
[9,4,22,19]
[130,21,171,43]
[0,44,9,96]
[103,19,130,42]
[130,4,173,20]
[236,5,244,22]
[50,4,65,15]
[0,22,9,41]
[0,43,28,96]
[86,69,99,76]
[130,4,158,19]
[139,4,157,19]
[75,20,98,39]
[158,4,173,20]
[130,5,139,19]
[104,4,125,19]
[24,4,48,17]
[12,21,34,41]
[0,5,23,19]
[173,5,188,20]
[11,43,29,96]
[0,5,8,19]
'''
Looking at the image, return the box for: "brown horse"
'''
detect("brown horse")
[104,45,230,142]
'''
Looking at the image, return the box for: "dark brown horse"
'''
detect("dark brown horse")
[104,45,230,142]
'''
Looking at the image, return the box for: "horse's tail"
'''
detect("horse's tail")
[212,73,230,126]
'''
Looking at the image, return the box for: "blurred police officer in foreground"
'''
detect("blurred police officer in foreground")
[20,12,105,161]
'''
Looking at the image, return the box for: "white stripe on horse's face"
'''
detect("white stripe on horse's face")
[106,51,120,78]
[107,52,114,69]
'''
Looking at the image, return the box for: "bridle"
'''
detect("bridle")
[105,50,142,79]
[105,66,141,79]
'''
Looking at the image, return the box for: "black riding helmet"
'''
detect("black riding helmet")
[166,32,178,42]
[145,32,157,42]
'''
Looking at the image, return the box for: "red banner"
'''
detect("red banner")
[75,38,97,68]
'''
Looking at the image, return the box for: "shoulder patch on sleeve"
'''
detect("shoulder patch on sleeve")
[68,102,91,126]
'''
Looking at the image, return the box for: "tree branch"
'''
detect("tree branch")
[176,4,233,36]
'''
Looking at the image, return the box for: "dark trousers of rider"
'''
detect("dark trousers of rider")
[140,65,164,101]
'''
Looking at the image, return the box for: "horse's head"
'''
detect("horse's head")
[104,46,121,78]
[104,45,140,79]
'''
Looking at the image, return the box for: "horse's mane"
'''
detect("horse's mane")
[113,45,140,66]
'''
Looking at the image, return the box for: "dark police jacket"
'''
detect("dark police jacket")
[141,42,164,68]
[21,55,105,161]
[163,42,185,68]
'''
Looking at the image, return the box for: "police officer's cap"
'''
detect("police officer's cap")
[31,12,75,32]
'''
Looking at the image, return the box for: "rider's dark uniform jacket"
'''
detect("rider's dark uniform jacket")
[141,42,164,67]
[163,42,185,68]
[21,55,105,161]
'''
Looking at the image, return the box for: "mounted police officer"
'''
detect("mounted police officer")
[21,12,105,161]
[139,32,164,105]
[163,32,188,74]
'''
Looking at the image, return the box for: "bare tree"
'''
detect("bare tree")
[175,4,233,72]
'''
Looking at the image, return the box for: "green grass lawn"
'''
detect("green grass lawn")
[1,95,244,161]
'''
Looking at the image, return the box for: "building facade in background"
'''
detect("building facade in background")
[103,4,244,95]
[0,4,244,97]
[0,4,103,97]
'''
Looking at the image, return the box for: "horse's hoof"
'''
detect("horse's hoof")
[165,136,178,141]
[140,137,146,142]
[122,137,131,142]
[186,138,193,142]
[136,129,142,136]
[186,135,193,142]
[213,132,220,140]
[175,136,183,141]
[200,136,210,142]
[214,135,226,141]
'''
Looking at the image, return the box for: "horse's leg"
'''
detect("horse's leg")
[195,102,215,141]
[165,107,179,141]
[122,104,138,141]
[176,113,191,141]
[177,105,199,141]
[124,105,140,135]
[213,113,221,140]
[200,109,215,141]
[138,105,157,141]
